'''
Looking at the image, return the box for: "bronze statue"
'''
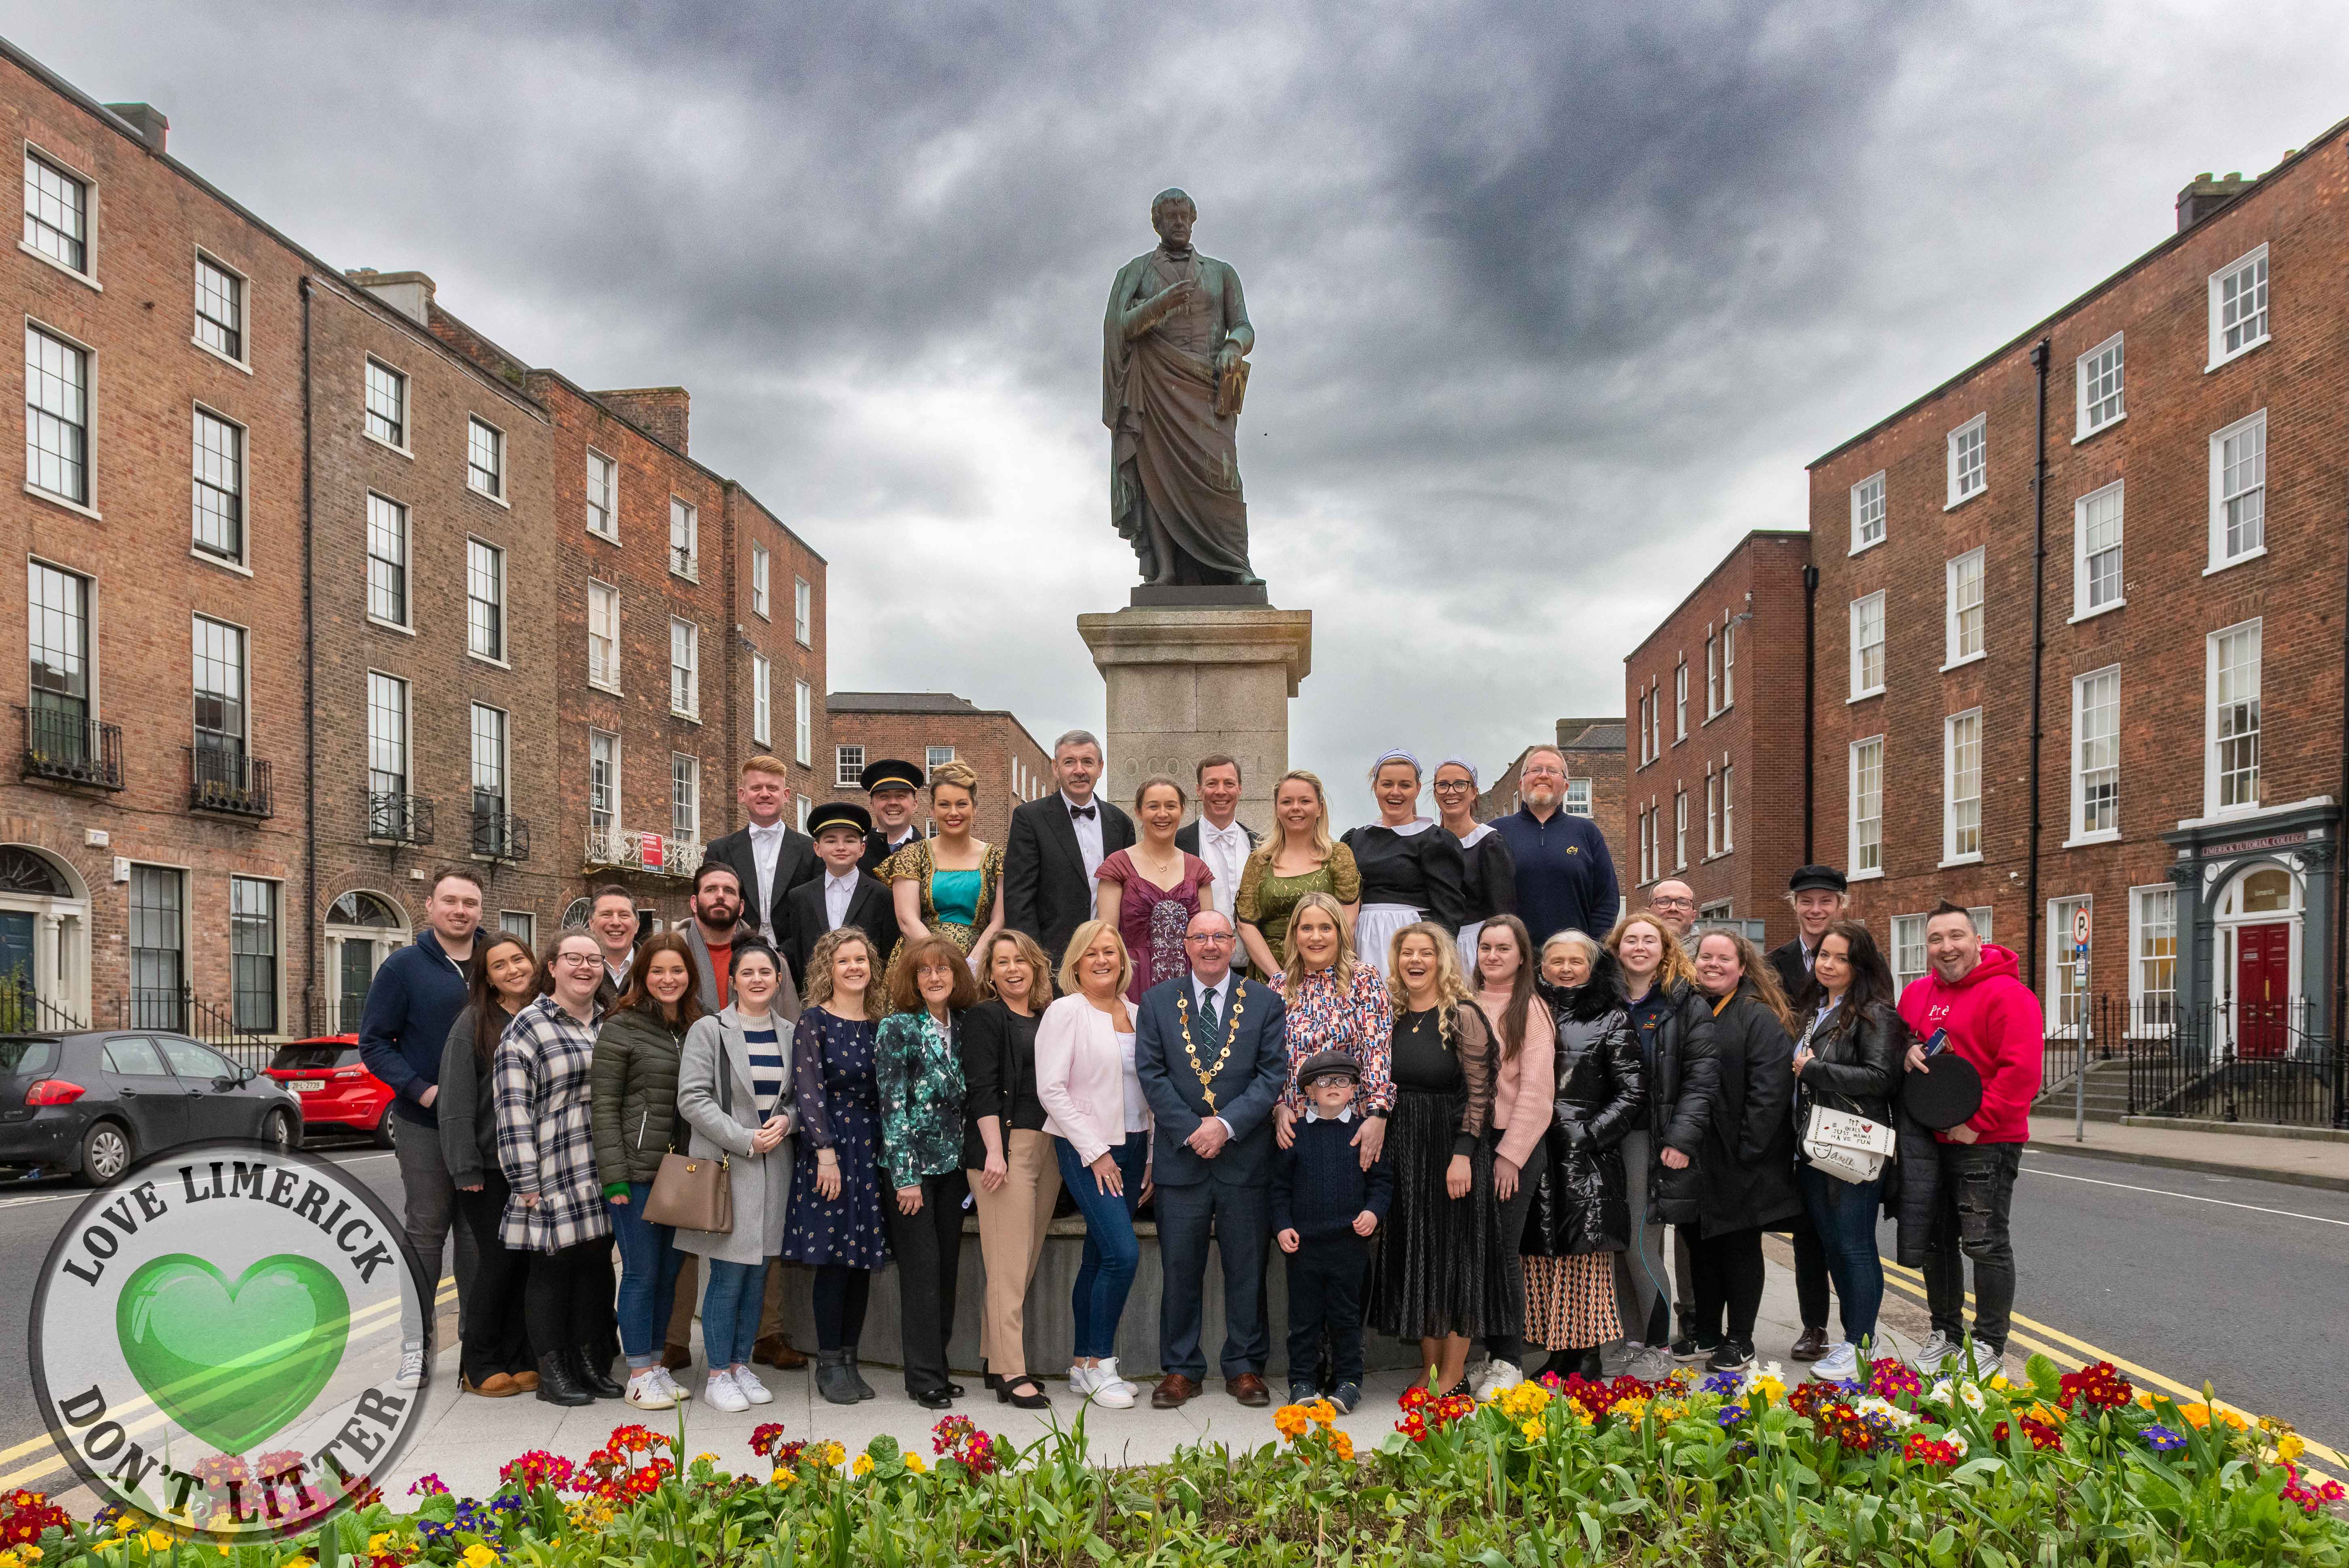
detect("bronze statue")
[1102,189,1260,587]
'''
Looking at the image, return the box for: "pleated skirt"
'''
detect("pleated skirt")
[1369,1084,1503,1341]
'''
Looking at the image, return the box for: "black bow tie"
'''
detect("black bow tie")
[1069,804,1096,820]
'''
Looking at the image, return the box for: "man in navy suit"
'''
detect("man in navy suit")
[1133,908,1288,1408]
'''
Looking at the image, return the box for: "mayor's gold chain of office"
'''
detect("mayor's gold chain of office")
[1175,989,1245,1110]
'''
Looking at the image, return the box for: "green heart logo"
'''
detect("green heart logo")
[116,1254,351,1456]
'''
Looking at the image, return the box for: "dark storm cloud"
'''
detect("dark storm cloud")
[8,0,2346,814]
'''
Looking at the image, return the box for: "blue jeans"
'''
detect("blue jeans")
[1798,1163,1885,1347]
[1055,1133,1146,1360]
[609,1184,685,1368]
[701,1257,770,1369]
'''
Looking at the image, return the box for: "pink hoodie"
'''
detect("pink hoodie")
[1896,943,2043,1144]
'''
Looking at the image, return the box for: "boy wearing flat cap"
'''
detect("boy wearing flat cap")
[1272,1051,1392,1413]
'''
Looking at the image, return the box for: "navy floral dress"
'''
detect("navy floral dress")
[781,1007,891,1269]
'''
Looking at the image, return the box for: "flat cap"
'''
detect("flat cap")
[1294,1050,1362,1085]
[1787,864,1848,895]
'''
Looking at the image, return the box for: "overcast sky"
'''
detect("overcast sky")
[12,2,2349,820]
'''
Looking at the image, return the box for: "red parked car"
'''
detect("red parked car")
[264,1035,398,1147]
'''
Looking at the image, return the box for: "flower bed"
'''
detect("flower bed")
[9,1357,2345,1566]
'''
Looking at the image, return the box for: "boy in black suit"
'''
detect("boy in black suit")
[785,802,900,989]
[1272,1051,1392,1413]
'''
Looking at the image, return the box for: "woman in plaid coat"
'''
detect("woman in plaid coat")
[495,930,621,1406]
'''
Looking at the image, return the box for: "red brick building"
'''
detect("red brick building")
[1807,139,2349,1041]
[825,693,1052,847]
[1476,718,1632,885]
[1621,532,1811,947]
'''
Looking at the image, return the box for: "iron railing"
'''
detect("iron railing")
[19,705,123,789]
[669,546,698,581]
[582,826,703,879]
[366,789,436,846]
[471,805,531,862]
[0,977,86,1034]
[189,746,273,817]
[117,987,275,1067]
[2043,993,2344,1130]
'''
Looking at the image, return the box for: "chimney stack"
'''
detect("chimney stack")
[2176,171,2254,233]
[345,269,438,327]
[594,387,691,455]
[103,102,168,154]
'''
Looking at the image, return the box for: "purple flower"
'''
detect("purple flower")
[1701,1371,1743,1396]
[1719,1404,1748,1428]
[2143,1425,2187,1452]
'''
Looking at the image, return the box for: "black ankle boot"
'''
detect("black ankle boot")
[844,1349,876,1400]
[534,1351,591,1406]
[1576,1347,1606,1382]
[817,1350,860,1406]
[570,1346,625,1399]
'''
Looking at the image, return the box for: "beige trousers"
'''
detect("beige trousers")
[969,1129,1062,1378]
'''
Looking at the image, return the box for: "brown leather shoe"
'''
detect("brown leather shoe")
[1151,1373,1200,1409]
[661,1342,693,1372]
[1789,1326,1830,1362]
[462,1372,521,1398]
[511,1369,539,1391]
[1228,1372,1271,1407]
[753,1334,808,1370]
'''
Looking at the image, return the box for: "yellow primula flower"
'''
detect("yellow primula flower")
[1653,1400,1687,1422]
[2278,1432,2306,1461]
[822,1442,847,1467]
[1519,1418,1543,1442]
[851,1455,874,1478]
[772,1468,798,1490]
[1749,1375,1785,1406]
[694,1452,719,1466]
[462,1546,498,1568]
[1332,1431,1354,1461]
[368,1536,393,1556]
[1612,1396,1648,1424]
[143,1531,174,1553]
[2,1548,23,1568]
[1988,1373,2011,1390]
[905,1453,927,1474]
[1272,1404,1310,1440]
[1306,1400,1336,1429]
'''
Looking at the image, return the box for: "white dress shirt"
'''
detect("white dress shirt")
[748,819,787,937]
[1194,816,1249,920]
[1062,789,1106,881]
[1303,1103,1357,1125]
[822,868,858,930]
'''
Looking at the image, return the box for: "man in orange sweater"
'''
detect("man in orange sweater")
[1896,902,2044,1378]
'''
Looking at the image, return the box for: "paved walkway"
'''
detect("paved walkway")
[2028,1113,2349,1190]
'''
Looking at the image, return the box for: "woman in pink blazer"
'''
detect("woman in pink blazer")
[1036,919,1153,1408]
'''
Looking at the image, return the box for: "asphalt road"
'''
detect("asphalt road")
[1876,1147,2349,1452]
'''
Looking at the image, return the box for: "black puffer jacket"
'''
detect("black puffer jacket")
[1523,951,1646,1257]
[1635,978,1720,1226]
[1696,978,1802,1237]
[1794,998,1902,1125]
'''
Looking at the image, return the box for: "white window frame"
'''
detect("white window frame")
[465,416,506,503]
[670,753,701,843]
[586,579,620,691]
[2205,619,2261,816]
[2129,883,2179,1034]
[1674,660,1687,741]
[588,729,621,845]
[669,497,698,581]
[794,576,812,646]
[1943,707,1982,865]
[2072,481,2124,621]
[21,148,94,283]
[2206,243,2269,370]
[1704,768,1719,857]
[2073,332,2123,440]
[1946,414,1987,508]
[1565,778,1593,817]
[1970,907,1995,943]
[1850,471,1886,554]
[192,250,247,369]
[1943,549,1985,667]
[190,404,246,566]
[465,536,506,664]
[2068,665,2120,846]
[835,744,866,790]
[1721,616,1735,705]
[795,680,813,767]
[1672,787,1687,871]
[25,320,93,513]
[1890,914,1927,993]
[669,617,700,721]
[585,448,617,540]
[1720,762,1733,850]
[365,669,411,804]
[2207,409,2267,572]
[752,653,772,746]
[1849,736,1884,878]
[2047,894,2092,1032]
[1849,591,1886,700]
[1638,804,1653,885]
[750,544,770,619]
[1704,631,1719,718]
[363,357,408,453]
[365,492,410,630]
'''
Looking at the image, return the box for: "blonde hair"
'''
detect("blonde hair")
[804,928,884,1021]
[740,754,790,779]
[1605,911,1697,994]
[1693,927,1799,1036]
[1385,920,1471,1045]
[1276,891,1357,997]
[929,759,980,798]
[977,928,1054,1008]
[1246,768,1334,876]
[1055,918,1134,1000]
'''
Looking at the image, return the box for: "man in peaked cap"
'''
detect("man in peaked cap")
[857,757,927,874]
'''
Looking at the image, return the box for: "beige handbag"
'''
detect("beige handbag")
[643,1042,735,1232]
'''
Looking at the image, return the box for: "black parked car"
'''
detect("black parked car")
[0,1031,302,1184]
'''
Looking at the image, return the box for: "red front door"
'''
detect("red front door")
[2235,922,2292,1058]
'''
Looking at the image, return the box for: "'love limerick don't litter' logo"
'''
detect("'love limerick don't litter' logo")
[28,1142,431,1540]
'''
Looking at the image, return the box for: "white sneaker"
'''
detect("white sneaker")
[1066,1363,1098,1395]
[395,1343,427,1390]
[652,1366,689,1404]
[626,1370,677,1409]
[1809,1342,1859,1383]
[1964,1340,2004,1380]
[732,1366,774,1405]
[1913,1331,1958,1370]
[1095,1356,1141,1397]
[703,1371,749,1413]
[1628,1346,1678,1382]
[1086,1373,1134,1409]
[1475,1359,1523,1399]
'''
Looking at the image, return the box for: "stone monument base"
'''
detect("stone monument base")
[1077,603,1312,826]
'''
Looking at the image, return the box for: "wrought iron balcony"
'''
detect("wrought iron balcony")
[471,804,531,862]
[366,789,436,846]
[669,546,698,581]
[188,745,273,818]
[582,826,704,879]
[18,706,123,790]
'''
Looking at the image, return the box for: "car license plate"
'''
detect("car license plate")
[289,1079,325,1093]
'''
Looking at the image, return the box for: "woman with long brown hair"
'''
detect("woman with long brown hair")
[1466,913,1553,1395]
[590,932,707,1408]
[439,931,543,1397]
[876,932,980,1408]
[1366,922,1500,1396]
[962,928,1060,1409]
[1234,769,1360,977]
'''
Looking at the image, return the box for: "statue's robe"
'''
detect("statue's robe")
[1102,246,1253,581]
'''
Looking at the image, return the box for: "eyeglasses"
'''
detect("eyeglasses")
[1651,895,1696,909]
[1431,779,1475,792]
[554,953,604,969]
[1306,1074,1355,1090]
[1183,932,1236,946]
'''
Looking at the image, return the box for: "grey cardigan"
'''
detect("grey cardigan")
[672,1005,796,1265]
[436,1003,507,1189]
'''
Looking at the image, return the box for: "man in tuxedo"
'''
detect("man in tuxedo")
[1175,753,1257,924]
[785,802,900,987]
[1134,908,1289,1408]
[1005,729,1135,964]
[857,757,928,873]
[702,755,820,945]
